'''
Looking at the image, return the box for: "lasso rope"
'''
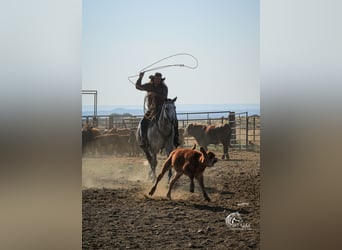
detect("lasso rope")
[128,53,198,84]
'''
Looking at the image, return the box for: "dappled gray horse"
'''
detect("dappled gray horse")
[137,97,177,182]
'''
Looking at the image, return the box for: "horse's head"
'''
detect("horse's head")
[160,97,177,123]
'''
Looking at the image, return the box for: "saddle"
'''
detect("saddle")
[140,109,163,148]
[144,108,161,122]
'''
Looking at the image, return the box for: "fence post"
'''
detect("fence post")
[246,113,249,148]
[93,116,98,128]
[229,112,236,144]
[253,116,256,142]
[109,116,113,129]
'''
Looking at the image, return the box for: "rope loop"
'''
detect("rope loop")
[128,53,198,84]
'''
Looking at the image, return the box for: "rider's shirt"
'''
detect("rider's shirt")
[136,81,168,120]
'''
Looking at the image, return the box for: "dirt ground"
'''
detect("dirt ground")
[82,148,260,249]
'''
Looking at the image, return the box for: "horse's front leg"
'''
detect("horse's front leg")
[141,146,154,180]
[150,153,158,182]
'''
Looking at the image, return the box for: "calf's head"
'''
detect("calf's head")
[199,146,218,167]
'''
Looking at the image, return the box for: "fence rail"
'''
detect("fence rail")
[82,110,260,151]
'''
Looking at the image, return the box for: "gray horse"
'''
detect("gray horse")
[137,97,177,182]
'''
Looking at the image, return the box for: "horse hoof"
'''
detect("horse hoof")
[149,187,156,196]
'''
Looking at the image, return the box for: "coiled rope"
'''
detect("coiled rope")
[128,53,198,84]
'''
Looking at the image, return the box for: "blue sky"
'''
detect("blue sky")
[82,0,259,106]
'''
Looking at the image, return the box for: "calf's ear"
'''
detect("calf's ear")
[200,146,206,155]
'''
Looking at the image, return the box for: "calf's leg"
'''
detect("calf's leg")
[189,176,195,193]
[149,157,172,196]
[167,172,183,200]
[221,141,229,160]
[195,174,210,201]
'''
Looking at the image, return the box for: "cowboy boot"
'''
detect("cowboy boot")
[140,118,148,147]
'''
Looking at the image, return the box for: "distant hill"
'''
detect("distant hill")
[82,104,260,117]
[82,107,143,116]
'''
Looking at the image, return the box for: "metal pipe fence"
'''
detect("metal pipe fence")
[82,110,260,151]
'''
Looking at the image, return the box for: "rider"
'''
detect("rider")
[136,71,180,148]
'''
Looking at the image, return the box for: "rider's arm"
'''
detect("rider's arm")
[136,74,157,93]
[136,72,145,90]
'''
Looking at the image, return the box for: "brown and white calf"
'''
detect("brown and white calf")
[148,145,218,201]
